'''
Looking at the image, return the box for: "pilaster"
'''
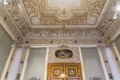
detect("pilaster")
[106,47,120,80]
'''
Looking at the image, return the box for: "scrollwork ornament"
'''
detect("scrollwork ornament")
[22,0,107,25]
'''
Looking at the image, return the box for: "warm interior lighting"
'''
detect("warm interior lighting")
[60,73,66,78]
[113,1,120,19]
[113,12,118,19]
[116,5,120,12]
[0,0,9,5]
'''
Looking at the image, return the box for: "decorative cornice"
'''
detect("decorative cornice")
[22,29,105,45]
[98,0,120,43]
[104,20,120,43]
[24,29,103,37]
[2,0,29,34]
[23,37,105,45]
[0,3,22,43]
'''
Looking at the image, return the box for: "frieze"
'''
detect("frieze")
[24,29,102,37]
[23,37,105,45]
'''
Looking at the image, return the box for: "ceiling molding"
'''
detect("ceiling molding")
[99,0,120,43]
[23,37,105,45]
[24,29,102,38]
[0,4,23,43]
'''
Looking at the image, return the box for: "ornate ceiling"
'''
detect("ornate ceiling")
[0,0,109,28]
[22,0,107,28]
[0,0,120,45]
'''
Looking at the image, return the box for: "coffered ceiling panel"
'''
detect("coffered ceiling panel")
[22,0,108,28]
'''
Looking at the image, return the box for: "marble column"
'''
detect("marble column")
[7,48,23,80]
[106,47,120,80]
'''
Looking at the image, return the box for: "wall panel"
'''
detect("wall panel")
[81,48,105,80]
[24,48,47,80]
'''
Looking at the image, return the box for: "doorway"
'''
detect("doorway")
[47,63,82,80]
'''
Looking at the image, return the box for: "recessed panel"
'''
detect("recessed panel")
[47,0,82,10]
[47,63,82,80]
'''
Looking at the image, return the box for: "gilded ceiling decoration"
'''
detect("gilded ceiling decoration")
[0,0,120,45]
[22,0,107,27]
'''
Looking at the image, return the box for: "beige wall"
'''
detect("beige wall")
[81,48,105,80]
[24,48,47,80]
[0,23,13,77]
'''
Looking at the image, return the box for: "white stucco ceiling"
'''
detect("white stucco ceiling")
[0,0,120,45]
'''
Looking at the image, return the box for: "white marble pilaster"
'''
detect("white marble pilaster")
[20,48,30,80]
[106,47,120,80]
[7,48,23,80]
[44,47,49,80]
[97,47,109,80]
[79,47,86,80]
